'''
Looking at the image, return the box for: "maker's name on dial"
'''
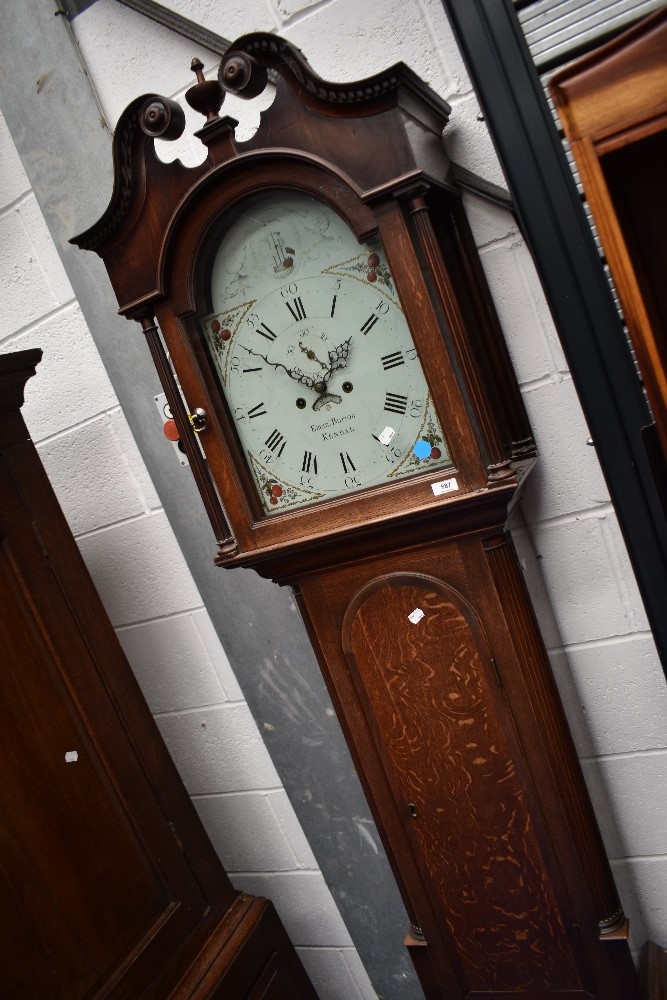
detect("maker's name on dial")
[311,413,356,440]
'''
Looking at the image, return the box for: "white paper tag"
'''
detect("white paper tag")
[431,477,459,496]
[378,426,395,446]
[65,751,79,763]
[408,607,425,624]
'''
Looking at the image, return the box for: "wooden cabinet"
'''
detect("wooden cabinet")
[0,349,317,999]
[551,9,667,470]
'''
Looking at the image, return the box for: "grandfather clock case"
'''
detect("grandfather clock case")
[73,35,641,1000]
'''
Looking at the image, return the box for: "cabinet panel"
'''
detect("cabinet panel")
[0,460,206,998]
[344,577,581,993]
[0,350,318,1000]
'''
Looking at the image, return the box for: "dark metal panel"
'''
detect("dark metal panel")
[0,2,421,996]
[439,0,667,676]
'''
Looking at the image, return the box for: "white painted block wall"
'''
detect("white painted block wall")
[1,0,666,990]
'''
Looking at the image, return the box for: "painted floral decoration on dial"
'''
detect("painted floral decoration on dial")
[199,192,451,515]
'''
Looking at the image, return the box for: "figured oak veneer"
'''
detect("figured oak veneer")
[345,578,580,992]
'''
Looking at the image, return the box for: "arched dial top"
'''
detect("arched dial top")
[197,192,453,516]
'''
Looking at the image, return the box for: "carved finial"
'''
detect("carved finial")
[139,96,186,140]
[219,50,268,100]
[191,56,205,83]
[185,56,224,125]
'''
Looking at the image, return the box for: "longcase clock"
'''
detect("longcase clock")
[73,34,642,1000]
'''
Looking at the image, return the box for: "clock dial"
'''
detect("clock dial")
[199,192,452,515]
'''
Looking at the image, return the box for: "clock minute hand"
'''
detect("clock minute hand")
[240,345,317,389]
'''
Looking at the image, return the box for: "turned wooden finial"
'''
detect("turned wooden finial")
[219,50,268,100]
[191,56,205,83]
[185,57,224,125]
[139,95,186,140]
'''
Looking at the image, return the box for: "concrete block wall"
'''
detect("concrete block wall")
[0,104,374,1000]
[1,0,665,992]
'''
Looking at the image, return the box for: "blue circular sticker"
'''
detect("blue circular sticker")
[413,438,431,460]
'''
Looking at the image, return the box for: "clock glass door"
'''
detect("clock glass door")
[198,191,452,515]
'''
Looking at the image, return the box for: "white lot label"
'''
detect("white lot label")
[408,607,425,625]
[378,426,396,445]
[431,477,459,497]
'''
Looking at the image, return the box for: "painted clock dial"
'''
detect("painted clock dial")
[199,192,452,515]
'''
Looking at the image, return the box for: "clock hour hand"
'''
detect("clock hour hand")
[322,337,352,385]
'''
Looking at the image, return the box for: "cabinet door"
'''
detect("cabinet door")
[344,575,587,997]
[0,455,223,999]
